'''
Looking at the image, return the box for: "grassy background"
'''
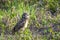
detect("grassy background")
[0,0,60,40]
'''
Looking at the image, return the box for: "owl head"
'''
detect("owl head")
[22,13,29,19]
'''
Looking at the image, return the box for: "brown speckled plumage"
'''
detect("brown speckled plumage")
[12,13,29,34]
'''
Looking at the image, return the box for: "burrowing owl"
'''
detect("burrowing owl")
[12,12,29,34]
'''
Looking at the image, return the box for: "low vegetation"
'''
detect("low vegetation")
[0,0,60,40]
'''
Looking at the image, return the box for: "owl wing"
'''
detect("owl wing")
[12,20,26,32]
